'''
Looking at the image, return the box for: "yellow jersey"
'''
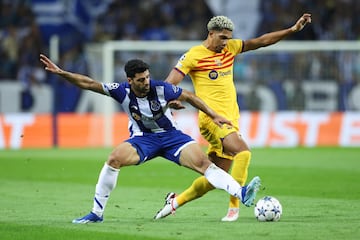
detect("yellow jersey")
[175,39,243,122]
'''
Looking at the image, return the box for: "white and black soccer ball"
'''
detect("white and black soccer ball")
[254,196,282,222]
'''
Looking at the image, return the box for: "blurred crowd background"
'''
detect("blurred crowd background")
[1,0,359,112]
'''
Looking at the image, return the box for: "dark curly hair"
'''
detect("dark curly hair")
[124,59,150,78]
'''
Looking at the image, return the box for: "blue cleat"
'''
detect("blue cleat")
[241,176,261,207]
[72,212,103,224]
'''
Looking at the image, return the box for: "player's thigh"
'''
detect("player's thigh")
[199,114,243,157]
[222,132,250,155]
[179,143,210,174]
[107,142,140,168]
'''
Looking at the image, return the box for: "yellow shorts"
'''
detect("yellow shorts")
[199,113,239,160]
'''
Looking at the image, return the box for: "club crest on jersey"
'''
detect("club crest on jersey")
[150,100,161,111]
[209,70,218,80]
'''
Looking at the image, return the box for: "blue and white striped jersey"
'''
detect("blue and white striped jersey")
[102,80,183,136]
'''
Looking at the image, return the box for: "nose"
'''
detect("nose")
[145,78,150,85]
[144,78,150,87]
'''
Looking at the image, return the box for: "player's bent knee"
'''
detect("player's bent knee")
[183,156,211,174]
[107,156,121,169]
[195,158,212,174]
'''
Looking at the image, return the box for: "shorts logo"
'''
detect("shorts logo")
[172,85,180,93]
[150,100,161,111]
[209,70,218,80]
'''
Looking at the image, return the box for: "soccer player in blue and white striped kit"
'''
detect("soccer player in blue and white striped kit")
[40,54,260,223]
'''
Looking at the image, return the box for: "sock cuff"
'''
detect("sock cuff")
[105,163,120,172]
[204,163,218,175]
[238,150,251,156]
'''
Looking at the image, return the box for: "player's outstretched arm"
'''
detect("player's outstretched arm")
[40,54,105,94]
[166,69,188,109]
[165,68,184,85]
[243,13,312,52]
[177,89,232,127]
[290,13,312,32]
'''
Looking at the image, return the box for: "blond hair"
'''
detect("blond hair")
[207,16,234,31]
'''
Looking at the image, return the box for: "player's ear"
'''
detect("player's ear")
[127,77,132,84]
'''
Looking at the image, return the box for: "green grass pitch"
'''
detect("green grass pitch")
[1,147,359,240]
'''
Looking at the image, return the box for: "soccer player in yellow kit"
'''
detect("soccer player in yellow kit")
[154,13,312,221]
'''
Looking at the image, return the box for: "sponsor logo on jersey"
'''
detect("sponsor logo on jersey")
[209,70,218,80]
[141,112,162,121]
[219,70,232,77]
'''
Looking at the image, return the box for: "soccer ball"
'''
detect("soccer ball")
[254,196,282,222]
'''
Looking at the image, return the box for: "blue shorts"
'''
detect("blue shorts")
[125,129,196,165]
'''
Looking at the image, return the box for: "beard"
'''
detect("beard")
[215,45,225,53]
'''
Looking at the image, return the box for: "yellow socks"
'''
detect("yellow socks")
[175,151,251,208]
[176,176,214,206]
[228,150,251,208]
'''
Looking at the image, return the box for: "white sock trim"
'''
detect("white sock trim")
[204,163,242,199]
[92,163,120,216]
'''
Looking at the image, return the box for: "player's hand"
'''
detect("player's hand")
[40,54,62,74]
[213,115,233,128]
[291,13,311,32]
[168,100,185,110]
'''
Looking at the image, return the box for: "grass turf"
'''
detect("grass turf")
[0,147,359,240]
